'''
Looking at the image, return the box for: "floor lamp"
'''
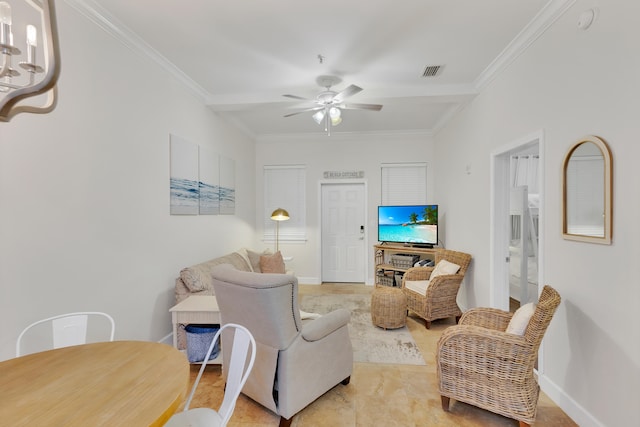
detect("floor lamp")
[270,208,290,252]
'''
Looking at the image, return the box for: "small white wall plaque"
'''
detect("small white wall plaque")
[323,171,364,179]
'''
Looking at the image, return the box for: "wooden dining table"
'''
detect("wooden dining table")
[0,340,189,426]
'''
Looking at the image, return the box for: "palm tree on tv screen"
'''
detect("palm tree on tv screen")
[423,206,437,224]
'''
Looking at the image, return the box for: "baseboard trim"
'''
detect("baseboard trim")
[157,333,173,345]
[297,276,321,285]
[539,373,605,427]
[298,278,376,286]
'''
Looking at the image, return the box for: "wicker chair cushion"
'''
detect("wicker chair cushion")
[431,259,460,278]
[506,302,537,335]
[405,279,430,296]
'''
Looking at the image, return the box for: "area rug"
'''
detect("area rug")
[299,293,426,365]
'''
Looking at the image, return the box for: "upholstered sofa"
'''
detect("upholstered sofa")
[174,248,283,348]
[177,250,248,303]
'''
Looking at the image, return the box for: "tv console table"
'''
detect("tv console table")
[374,243,437,287]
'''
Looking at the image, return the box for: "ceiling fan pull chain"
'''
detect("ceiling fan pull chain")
[325,112,329,135]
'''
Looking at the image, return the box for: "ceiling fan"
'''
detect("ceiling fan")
[283,75,383,135]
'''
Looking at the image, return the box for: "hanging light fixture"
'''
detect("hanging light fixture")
[0,0,61,122]
[284,75,382,136]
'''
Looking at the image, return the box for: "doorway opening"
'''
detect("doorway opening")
[491,131,544,312]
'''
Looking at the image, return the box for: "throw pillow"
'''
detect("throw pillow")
[235,248,254,272]
[506,302,537,335]
[247,248,272,272]
[260,251,286,274]
[180,265,208,292]
[430,259,461,279]
[405,279,430,296]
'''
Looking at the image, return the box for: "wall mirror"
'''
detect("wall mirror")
[562,135,612,244]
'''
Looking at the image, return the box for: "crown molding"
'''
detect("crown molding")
[63,0,574,139]
[256,129,433,144]
[474,0,576,91]
[64,0,210,103]
[431,103,468,136]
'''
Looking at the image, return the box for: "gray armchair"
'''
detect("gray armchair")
[211,264,353,427]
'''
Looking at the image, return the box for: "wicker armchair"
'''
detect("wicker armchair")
[436,285,561,427]
[401,249,472,329]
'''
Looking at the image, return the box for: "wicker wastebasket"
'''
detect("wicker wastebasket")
[371,286,407,329]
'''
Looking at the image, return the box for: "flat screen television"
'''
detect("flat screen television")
[377,204,438,247]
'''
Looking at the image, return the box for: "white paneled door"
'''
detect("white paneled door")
[321,183,366,283]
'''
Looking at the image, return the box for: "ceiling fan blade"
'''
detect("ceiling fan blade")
[283,94,311,101]
[333,84,362,103]
[283,106,324,117]
[341,103,383,111]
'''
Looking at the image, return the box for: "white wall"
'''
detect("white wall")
[255,133,435,284]
[434,1,640,425]
[0,2,256,361]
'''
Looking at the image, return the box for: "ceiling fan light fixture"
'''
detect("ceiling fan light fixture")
[283,76,382,135]
[312,110,325,125]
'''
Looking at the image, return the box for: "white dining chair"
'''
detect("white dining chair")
[164,323,256,427]
[16,311,115,357]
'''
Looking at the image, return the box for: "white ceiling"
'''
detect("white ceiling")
[76,0,563,138]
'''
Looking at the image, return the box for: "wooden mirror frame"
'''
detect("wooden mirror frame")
[562,135,612,244]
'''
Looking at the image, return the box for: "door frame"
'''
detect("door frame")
[318,180,368,283]
[490,130,545,310]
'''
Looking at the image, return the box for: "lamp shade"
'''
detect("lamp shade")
[270,208,290,221]
[329,107,342,126]
[312,110,325,125]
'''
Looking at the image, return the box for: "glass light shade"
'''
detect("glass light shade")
[329,107,342,126]
[26,25,37,46]
[312,110,325,125]
[0,2,11,26]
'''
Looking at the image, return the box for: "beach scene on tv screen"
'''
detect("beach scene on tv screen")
[379,205,437,243]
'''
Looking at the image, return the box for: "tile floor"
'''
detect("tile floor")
[181,283,577,426]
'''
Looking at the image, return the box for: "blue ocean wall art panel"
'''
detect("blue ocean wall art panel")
[170,135,199,215]
[219,156,236,215]
[199,146,220,215]
[169,134,235,216]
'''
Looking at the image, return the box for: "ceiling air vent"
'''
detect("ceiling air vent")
[422,65,443,77]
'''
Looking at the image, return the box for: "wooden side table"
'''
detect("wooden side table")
[169,295,221,364]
